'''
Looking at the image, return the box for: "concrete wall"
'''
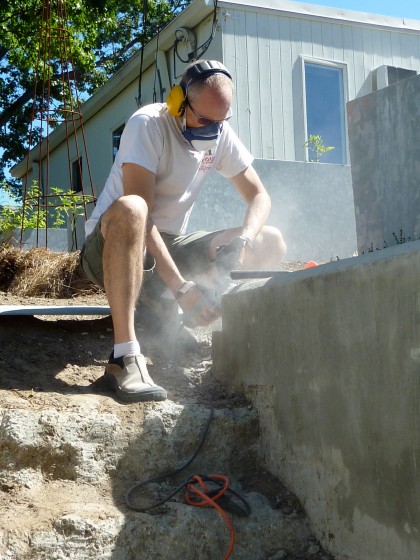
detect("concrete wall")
[347,74,420,255]
[212,240,420,560]
[188,159,357,262]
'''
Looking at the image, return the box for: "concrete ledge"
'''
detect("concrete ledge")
[213,241,420,560]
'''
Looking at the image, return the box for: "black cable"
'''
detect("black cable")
[124,407,251,516]
[152,28,161,103]
[136,0,148,107]
[193,0,219,60]
[125,407,214,511]
[173,43,183,80]
[173,0,219,76]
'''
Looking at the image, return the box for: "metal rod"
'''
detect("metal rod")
[230,270,291,280]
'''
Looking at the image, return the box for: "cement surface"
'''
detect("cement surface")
[213,240,420,560]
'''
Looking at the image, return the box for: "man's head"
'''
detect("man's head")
[167,60,233,128]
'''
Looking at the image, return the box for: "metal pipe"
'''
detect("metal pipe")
[230,270,291,280]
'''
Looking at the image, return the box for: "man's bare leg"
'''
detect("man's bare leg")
[208,225,286,270]
[100,195,167,402]
[190,225,286,289]
[101,196,146,343]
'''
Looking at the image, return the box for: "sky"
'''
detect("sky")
[300,1,420,20]
[0,187,17,206]
[0,187,16,206]
[2,0,420,207]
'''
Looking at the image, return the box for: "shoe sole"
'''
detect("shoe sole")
[103,372,167,403]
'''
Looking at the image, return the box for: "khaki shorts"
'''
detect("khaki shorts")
[79,217,226,295]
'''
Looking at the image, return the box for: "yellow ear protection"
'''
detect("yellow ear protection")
[166,60,232,118]
[166,84,187,117]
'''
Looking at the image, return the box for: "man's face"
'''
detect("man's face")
[185,85,232,129]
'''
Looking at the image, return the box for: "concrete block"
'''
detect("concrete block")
[348,74,420,255]
[213,241,420,560]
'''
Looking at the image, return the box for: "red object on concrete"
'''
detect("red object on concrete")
[304,260,318,269]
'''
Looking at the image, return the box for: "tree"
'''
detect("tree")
[0,0,190,194]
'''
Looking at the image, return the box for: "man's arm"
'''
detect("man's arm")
[122,162,185,294]
[229,164,271,244]
[122,162,219,325]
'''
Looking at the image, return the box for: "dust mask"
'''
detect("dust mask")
[181,114,222,152]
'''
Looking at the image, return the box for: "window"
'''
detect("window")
[303,60,347,164]
[72,157,82,191]
[112,124,125,161]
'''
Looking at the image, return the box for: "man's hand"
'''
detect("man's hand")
[215,236,248,273]
[177,285,221,327]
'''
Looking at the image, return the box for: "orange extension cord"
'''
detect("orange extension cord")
[184,474,235,560]
[125,409,250,559]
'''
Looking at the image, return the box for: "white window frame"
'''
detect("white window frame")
[301,56,349,165]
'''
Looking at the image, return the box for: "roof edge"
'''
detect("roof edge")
[12,0,214,177]
[220,0,420,31]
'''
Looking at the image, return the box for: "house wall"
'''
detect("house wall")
[46,70,156,196]
[220,3,420,161]
[15,1,420,253]
[43,14,224,199]
[36,1,420,200]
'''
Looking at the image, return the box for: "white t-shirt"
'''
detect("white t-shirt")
[85,103,254,237]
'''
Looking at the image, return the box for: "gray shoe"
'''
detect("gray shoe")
[104,353,167,403]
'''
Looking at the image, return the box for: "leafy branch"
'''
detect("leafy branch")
[304,135,334,162]
[0,180,94,246]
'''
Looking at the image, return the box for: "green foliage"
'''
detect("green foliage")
[0,0,191,192]
[0,180,94,244]
[365,229,417,253]
[304,135,335,163]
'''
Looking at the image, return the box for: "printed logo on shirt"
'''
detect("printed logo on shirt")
[199,153,215,173]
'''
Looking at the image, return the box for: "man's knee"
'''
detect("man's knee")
[260,225,286,258]
[101,195,148,239]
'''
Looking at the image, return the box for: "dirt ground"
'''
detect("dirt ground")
[0,257,334,559]
[0,290,248,413]
[0,289,236,535]
[0,258,310,412]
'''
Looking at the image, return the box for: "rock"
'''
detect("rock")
[268,551,289,560]
[0,298,334,560]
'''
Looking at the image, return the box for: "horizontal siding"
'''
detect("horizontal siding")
[222,8,420,160]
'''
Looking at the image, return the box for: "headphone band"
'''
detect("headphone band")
[180,60,232,90]
[166,60,232,118]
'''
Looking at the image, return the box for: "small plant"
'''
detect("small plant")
[364,229,419,253]
[304,134,335,162]
[0,180,94,246]
[392,229,411,245]
[366,240,389,253]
